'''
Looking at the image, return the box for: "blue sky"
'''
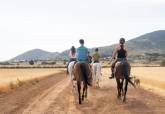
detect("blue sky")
[0,0,165,61]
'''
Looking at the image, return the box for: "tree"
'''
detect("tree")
[29,60,34,65]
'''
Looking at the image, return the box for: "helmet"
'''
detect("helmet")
[119,38,125,44]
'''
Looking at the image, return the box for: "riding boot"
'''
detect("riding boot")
[109,73,114,79]
[109,68,115,79]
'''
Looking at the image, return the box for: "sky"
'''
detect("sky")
[0,0,165,61]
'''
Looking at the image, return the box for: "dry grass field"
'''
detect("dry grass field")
[0,68,64,91]
[131,67,165,92]
[0,67,165,114]
[102,67,165,95]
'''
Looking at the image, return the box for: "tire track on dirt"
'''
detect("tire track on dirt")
[1,73,165,114]
[21,79,70,114]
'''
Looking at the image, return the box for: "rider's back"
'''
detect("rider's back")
[117,45,127,59]
[76,45,88,61]
[92,52,100,62]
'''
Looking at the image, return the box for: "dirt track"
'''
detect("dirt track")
[0,72,165,114]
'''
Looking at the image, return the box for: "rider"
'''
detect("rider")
[92,48,101,63]
[74,39,92,84]
[66,46,76,74]
[76,39,89,62]
[109,38,128,79]
[88,51,92,63]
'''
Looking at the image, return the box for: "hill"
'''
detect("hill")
[10,30,165,61]
[10,49,65,61]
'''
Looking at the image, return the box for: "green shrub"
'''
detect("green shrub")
[63,60,67,65]
[29,60,34,65]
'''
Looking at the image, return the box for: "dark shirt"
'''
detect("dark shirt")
[117,45,126,58]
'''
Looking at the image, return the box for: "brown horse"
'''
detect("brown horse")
[115,60,135,102]
[73,62,92,104]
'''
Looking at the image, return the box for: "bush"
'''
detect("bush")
[29,60,34,65]
[41,61,56,65]
[160,61,165,66]
[0,62,10,65]
[63,60,67,65]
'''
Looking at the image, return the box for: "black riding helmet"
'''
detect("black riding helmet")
[119,38,125,44]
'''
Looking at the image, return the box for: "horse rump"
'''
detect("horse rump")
[80,63,92,86]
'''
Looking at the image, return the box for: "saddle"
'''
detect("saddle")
[72,61,92,85]
[115,60,131,79]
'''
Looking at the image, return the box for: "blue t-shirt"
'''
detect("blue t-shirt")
[76,45,88,61]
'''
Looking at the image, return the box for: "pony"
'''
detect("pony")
[73,62,92,104]
[114,60,135,102]
[92,62,102,87]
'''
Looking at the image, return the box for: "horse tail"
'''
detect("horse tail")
[80,63,90,86]
[122,62,135,88]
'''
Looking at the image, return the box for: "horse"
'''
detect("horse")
[68,61,76,81]
[73,62,92,104]
[114,60,135,102]
[92,62,102,87]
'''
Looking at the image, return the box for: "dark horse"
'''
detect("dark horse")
[73,62,92,104]
[114,60,135,102]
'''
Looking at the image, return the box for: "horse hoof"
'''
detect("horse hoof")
[117,95,121,100]
[123,98,126,102]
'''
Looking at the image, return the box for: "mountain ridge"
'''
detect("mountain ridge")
[10,30,165,61]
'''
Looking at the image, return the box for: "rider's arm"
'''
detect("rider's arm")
[111,47,118,61]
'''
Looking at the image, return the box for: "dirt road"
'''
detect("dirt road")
[0,72,165,114]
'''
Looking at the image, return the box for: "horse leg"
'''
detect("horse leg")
[123,79,128,102]
[77,81,81,104]
[121,79,124,96]
[85,85,88,98]
[82,82,86,101]
[116,79,121,99]
[97,79,100,88]
[94,66,96,87]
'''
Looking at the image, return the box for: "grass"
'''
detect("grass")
[0,68,64,91]
[102,67,165,90]
[131,67,165,90]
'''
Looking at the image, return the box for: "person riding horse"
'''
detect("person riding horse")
[72,39,92,104]
[66,46,76,74]
[92,48,102,87]
[76,39,89,62]
[72,39,92,82]
[92,48,101,63]
[109,38,128,79]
